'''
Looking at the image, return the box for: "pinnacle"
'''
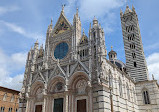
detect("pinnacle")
[120,9,123,14]
[83,28,85,35]
[93,16,97,21]
[76,7,79,16]
[89,23,91,30]
[51,18,53,25]
[124,5,132,14]
[35,39,38,44]
[40,44,43,49]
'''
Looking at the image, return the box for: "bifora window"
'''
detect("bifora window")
[54,42,68,59]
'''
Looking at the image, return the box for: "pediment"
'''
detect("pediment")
[53,12,72,36]
[49,64,66,79]
[80,35,88,45]
[32,73,45,85]
[70,60,89,76]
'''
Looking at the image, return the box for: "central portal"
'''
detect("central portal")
[53,98,64,112]
[35,105,42,112]
[77,99,86,112]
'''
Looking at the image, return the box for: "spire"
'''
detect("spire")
[120,9,123,17]
[132,5,136,13]
[89,23,91,33]
[124,5,132,15]
[35,39,38,44]
[74,7,80,22]
[40,44,43,49]
[89,23,91,30]
[82,28,85,35]
[38,44,44,58]
[50,18,53,27]
[93,16,98,26]
[34,39,39,50]
[47,18,53,33]
[76,8,79,17]
[30,46,33,51]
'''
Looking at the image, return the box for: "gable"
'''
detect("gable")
[53,12,72,37]
[80,35,88,45]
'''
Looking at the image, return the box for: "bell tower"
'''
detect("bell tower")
[120,5,149,82]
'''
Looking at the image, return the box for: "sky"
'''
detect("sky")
[0,0,159,91]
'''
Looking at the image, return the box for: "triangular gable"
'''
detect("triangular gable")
[70,60,89,75]
[49,64,66,79]
[32,72,45,85]
[80,35,88,45]
[53,12,72,36]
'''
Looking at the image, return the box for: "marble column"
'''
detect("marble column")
[43,96,47,112]
[65,93,69,112]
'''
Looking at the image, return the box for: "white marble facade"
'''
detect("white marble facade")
[19,6,159,112]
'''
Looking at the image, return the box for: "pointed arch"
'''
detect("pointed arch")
[69,71,89,90]
[48,75,66,93]
[30,80,44,96]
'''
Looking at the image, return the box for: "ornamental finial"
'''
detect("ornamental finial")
[111,46,113,50]
[62,4,66,12]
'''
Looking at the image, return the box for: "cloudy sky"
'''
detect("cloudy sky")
[0,0,159,91]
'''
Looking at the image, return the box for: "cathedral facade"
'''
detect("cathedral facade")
[19,6,159,112]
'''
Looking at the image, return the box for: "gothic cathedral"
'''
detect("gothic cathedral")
[19,5,159,112]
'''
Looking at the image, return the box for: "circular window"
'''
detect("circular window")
[54,42,68,59]
[56,82,63,91]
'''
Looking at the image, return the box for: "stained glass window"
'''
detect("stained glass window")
[54,42,68,59]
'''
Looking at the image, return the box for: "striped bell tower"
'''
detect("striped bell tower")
[120,5,149,82]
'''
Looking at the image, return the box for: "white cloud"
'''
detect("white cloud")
[0,48,27,90]
[11,52,27,69]
[146,53,159,81]
[78,0,125,20]
[0,6,20,15]
[0,20,45,44]
[64,0,126,33]
[0,74,24,91]
[3,21,26,35]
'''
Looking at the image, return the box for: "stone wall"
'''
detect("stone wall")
[0,86,19,112]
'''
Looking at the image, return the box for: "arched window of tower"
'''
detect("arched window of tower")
[134,62,137,67]
[143,90,150,104]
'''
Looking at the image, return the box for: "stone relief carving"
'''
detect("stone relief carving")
[36,87,43,101]
[76,79,87,94]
